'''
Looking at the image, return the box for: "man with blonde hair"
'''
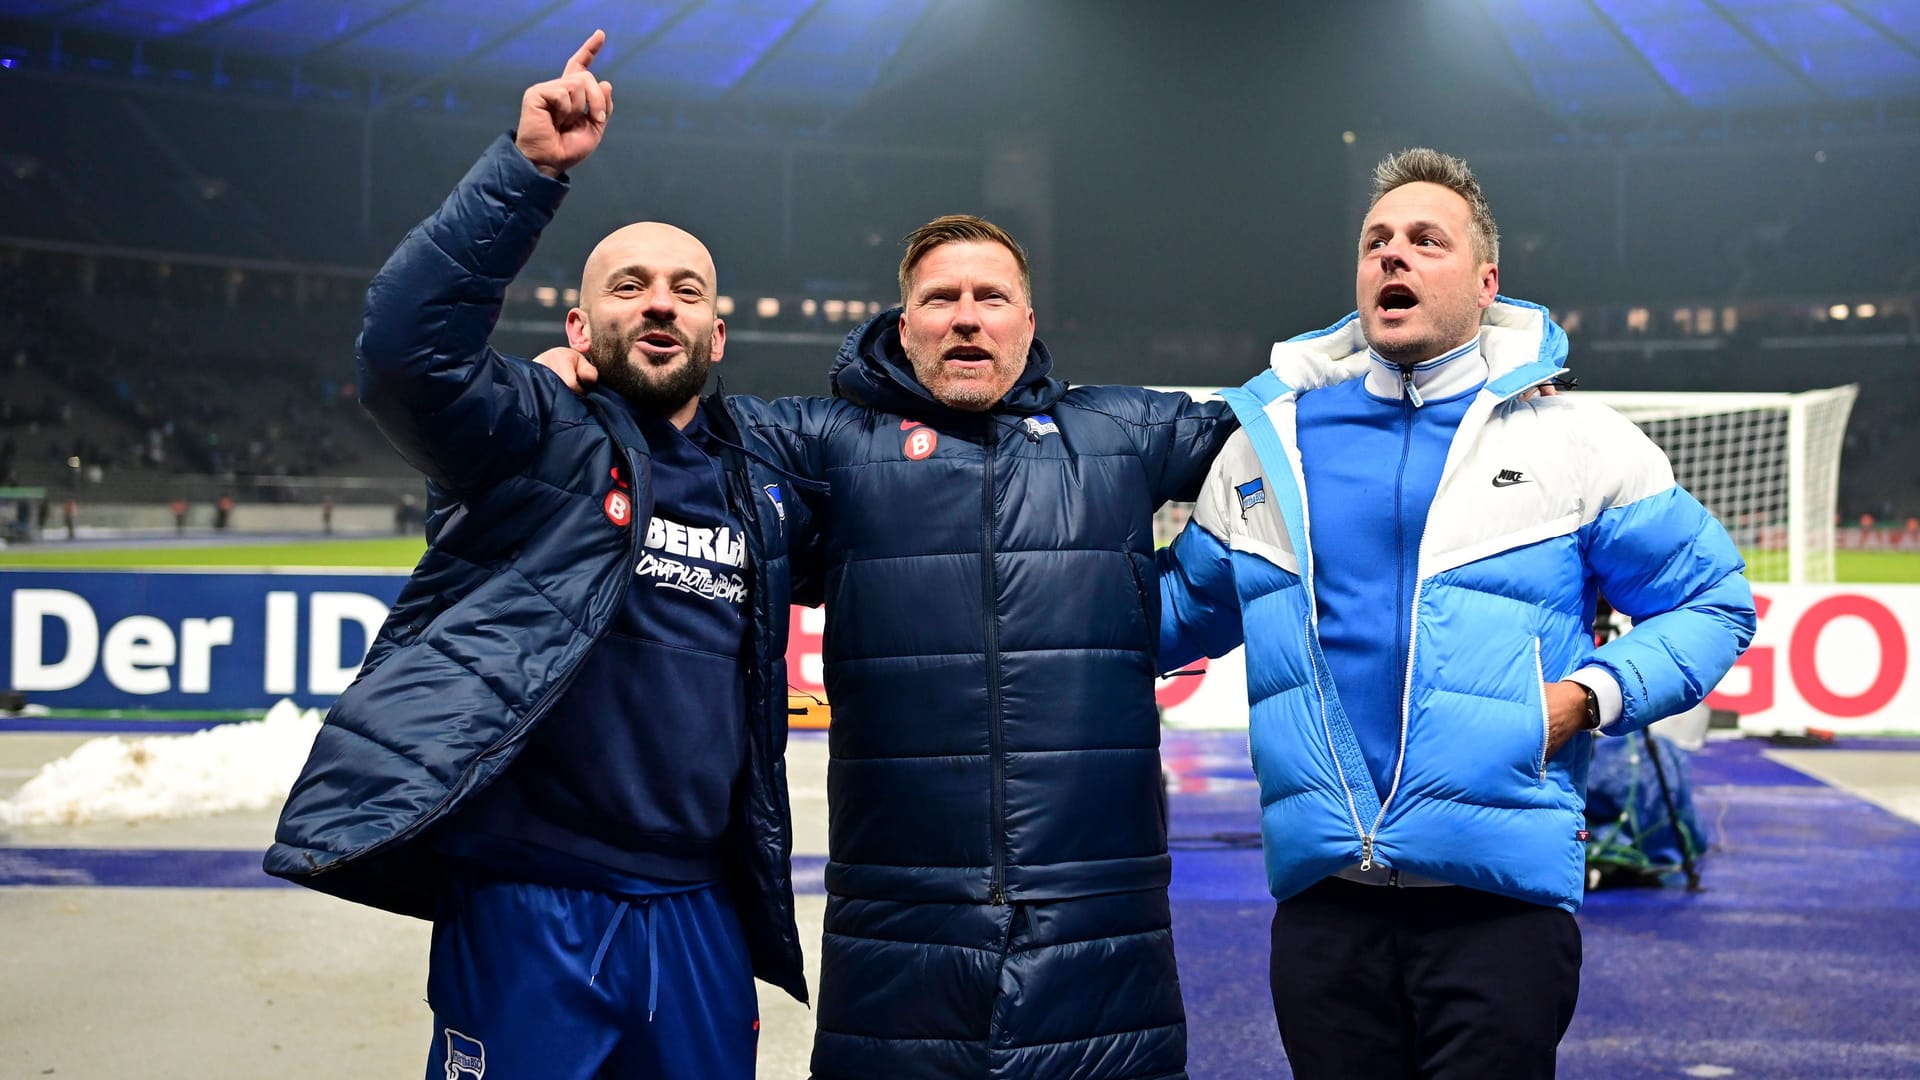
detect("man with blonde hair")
[773,210,1229,1078]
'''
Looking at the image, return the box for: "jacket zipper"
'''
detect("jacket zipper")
[981,431,1007,906]
[1307,603,1369,858]
[1362,369,1421,870]
[1287,410,1375,869]
[1532,636,1551,781]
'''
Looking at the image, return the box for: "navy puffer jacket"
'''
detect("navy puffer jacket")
[744,312,1234,904]
[263,135,811,1002]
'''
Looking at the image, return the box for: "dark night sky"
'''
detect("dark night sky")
[843,0,1561,372]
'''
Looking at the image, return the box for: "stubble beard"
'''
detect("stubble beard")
[906,341,1021,413]
[926,370,1003,411]
[1364,302,1479,368]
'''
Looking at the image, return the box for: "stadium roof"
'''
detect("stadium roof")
[1484,0,1920,113]
[0,0,1914,118]
[0,0,979,112]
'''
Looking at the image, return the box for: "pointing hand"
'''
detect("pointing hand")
[514,30,615,177]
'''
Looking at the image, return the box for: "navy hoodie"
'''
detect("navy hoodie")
[440,398,751,892]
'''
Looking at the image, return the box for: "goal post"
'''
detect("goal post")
[1581,386,1857,583]
[1147,384,1858,584]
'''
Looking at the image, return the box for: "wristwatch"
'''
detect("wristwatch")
[1571,681,1602,732]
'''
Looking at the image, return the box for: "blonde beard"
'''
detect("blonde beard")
[928,377,1005,411]
[907,349,1022,412]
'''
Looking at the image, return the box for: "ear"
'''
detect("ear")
[1477,264,1499,310]
[710,318,727,365]
[565,307,592,352]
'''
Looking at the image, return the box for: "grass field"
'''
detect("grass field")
[0,538,427,568]
[4,537,1919,581]
[1816,550,1920,583]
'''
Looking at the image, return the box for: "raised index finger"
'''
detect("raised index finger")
[563,29,605,75]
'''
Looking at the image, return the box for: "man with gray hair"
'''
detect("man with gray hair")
[1158,148,1754,1078]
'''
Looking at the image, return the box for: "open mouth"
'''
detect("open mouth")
[639,331,683,349]
[944,346,992,364]
[1377,284,1419,312]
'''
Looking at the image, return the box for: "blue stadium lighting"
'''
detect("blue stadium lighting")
[0,0,968,113]
[1487,0,1920,113]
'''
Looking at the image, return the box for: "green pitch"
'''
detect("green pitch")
[1834,551,1920,584]
[0,537,427,569]
[1740,550,1920,585]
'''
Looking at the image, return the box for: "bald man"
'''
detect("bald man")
[567,221,726,424]
[267,33,813,1080]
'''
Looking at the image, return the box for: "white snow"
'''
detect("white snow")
[0,700,321,826]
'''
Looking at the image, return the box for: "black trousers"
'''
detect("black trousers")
[1269,877,1581,1080]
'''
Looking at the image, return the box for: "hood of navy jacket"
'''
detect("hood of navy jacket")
[830,307,1069,420]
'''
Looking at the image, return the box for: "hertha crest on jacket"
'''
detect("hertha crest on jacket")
[443,1028,485,1078]
[1236,477,1266,516]
[1022,414,1060,439]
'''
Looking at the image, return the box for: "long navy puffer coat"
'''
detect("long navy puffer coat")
[742,312,1235,1073]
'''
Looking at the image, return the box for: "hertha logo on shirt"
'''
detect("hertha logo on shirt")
[638,517,748,603]
[644,518,747,568]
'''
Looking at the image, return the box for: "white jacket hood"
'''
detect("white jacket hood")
[1265,296,1569,402]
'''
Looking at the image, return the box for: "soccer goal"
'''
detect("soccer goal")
[1582,385,1858,584]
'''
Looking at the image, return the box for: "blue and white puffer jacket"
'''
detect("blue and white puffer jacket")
[1159,299,1755,913]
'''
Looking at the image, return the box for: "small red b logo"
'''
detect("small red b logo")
[904,427,938,460]
[604,490,632,527]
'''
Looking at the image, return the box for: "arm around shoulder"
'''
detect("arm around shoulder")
[1138,390,1240,505]
[1158,442,1248,671]
[727,394,846,486]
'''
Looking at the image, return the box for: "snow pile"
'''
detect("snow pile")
[0,700,322,826]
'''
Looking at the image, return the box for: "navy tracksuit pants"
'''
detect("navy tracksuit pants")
[425,876,758,1079]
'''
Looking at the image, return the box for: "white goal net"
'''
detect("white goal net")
[1582,386,1857,583]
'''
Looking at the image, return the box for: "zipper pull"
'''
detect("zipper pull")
[1359,836,1375,873]
[989,883,1006,906]
[1401,367,1423,408]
